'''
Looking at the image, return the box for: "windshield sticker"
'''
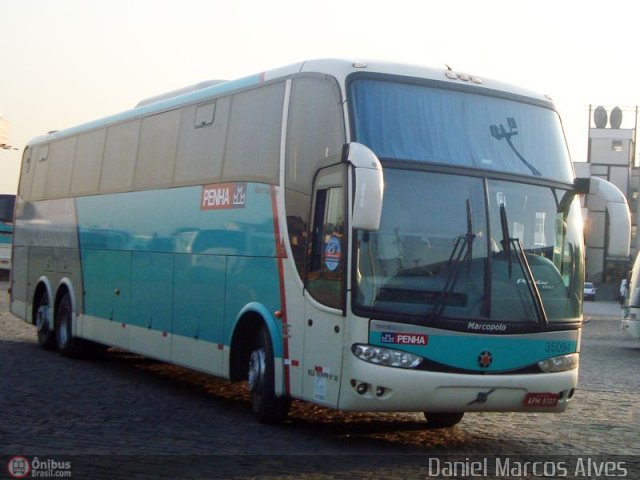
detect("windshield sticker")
[324,235,342,271]
[371,321,409,333]
[201,182,247,210]
[314,375,326,401]
[307,365,338,402]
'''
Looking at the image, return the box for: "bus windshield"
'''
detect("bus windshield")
[349,78,573,183]
[354,169,583,326]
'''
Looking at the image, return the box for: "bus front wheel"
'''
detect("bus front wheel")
[247,325,290,424]
[423,411,464,428]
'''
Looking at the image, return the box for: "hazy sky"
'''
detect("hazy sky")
[2,0,639,194]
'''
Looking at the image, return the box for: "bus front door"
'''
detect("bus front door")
[302,165,346,406]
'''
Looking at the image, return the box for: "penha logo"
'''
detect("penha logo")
[380,332,396,343]
[395,334,428,345]
[201,182,247,210]
[380,332,428,345]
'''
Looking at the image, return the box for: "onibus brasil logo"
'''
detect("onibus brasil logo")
[7,457,30,479]
[7,456,72,478]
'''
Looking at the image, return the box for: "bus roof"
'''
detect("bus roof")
[27,58,553,147]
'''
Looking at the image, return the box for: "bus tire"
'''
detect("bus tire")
[248,325,290,424]
[35,292,56,350]
[55,293,87,357]
[423,411,464,428]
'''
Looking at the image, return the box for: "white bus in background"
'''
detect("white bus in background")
[623,253,640,341]
[0,194,15,271]
[11,59,631,427]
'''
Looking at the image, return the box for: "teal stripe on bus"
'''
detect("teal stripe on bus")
[75,183,282,348]
[370,331,577,372]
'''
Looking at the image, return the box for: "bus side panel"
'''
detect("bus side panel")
[129,251,174,358]
[9,246,29,319]
[131,251,174,333]
[75,184,283,376]
[173,254,227,342]
[11,198,83,322]
[172,254,226,374]
[81,249,131,349]
[27,246,53,305]
[224,255,282,346]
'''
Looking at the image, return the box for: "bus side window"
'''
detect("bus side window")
[285,76,346,281]
[306,186,345,309]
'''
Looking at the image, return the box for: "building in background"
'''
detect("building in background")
[0,116,19,151]
[574,105,638,283]
[0,116,9,149]
[0,117,21,196]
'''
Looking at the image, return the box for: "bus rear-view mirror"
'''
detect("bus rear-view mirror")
[346,142,384,231]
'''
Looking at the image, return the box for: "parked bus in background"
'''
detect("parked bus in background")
[623,253,640,342]
[0,193,15,271]
[10,59,631,426]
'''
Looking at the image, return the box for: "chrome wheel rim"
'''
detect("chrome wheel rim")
[248,348,265,393]
[36,305,49,332]
[57,303,71,347]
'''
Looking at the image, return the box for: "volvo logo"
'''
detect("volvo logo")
[478,350,493,369]
[467,388,496,405]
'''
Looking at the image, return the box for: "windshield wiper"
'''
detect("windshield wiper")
[498,203,549,326]
[490,118,541,176]
[430,200,475,320]
[499,201,513,278]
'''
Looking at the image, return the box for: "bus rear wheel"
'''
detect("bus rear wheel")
[35,292,56,350]
[55,293,87,357]
[247,325,290,424]
[423,411,464,428]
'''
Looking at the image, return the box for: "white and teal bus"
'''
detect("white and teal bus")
[623,253,640,342]
[0,193,16,271]
[11,59,630,426]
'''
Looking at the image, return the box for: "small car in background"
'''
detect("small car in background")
[583,282,597,301]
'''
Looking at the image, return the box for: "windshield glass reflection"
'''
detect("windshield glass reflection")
[350,78,573,183]
[354,169,583,325]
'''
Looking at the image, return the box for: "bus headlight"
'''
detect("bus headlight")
[538,353,579,373]
[351,344,423,369]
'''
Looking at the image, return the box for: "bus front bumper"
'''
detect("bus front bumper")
[338,359,578,414]
[622,317,640,340]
